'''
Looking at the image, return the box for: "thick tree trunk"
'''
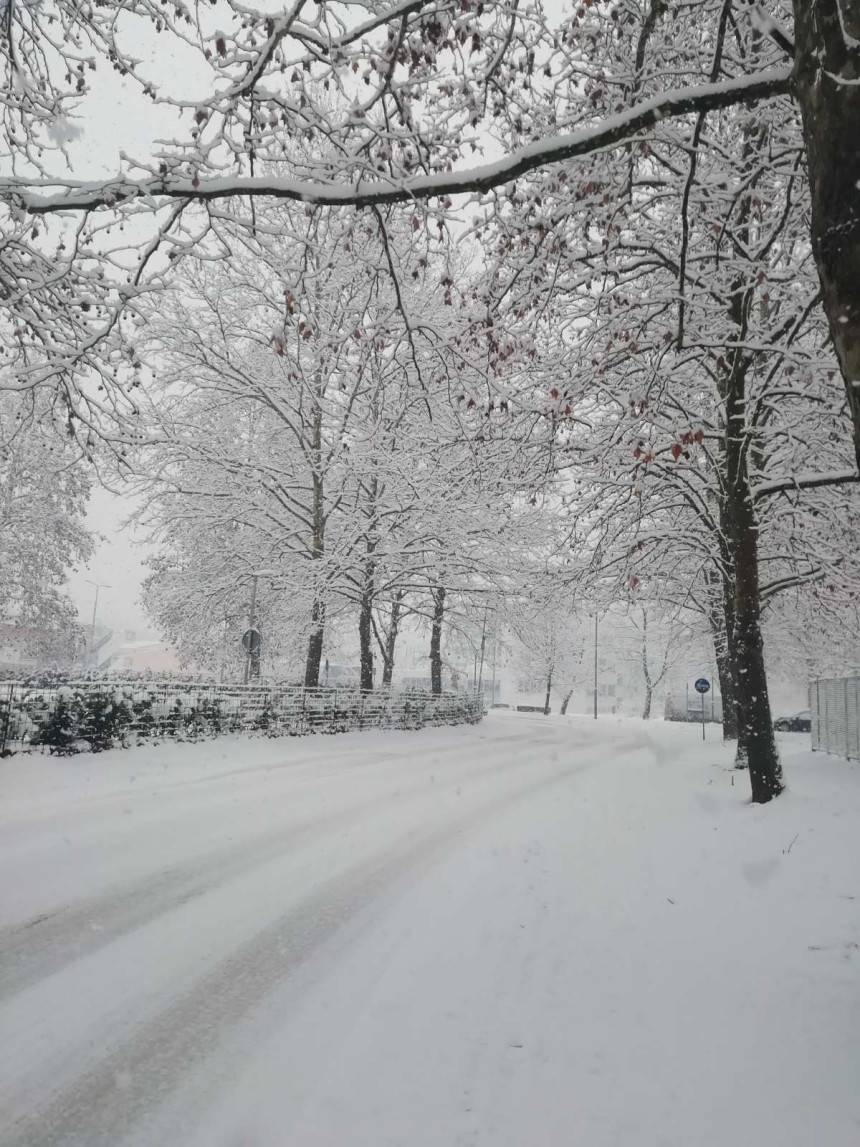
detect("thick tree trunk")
[543,666,553,716]
[358,593,374,691]
[380,594,403,687]
[722,405,783,801]
[560,688,574,716]
[716,569,740,742]
[358,550,377,692]
[714,642,738,741]
[713,132,783,801]
[304,599,325,688]
[642,687,652,721]
[794,1,860,471]
[430,584,445,696]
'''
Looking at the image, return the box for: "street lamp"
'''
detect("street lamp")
[593,613,599,720]
[85,580,111,670]
[243,569,277,684]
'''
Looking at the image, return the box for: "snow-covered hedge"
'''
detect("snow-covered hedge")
[0,677,482,756]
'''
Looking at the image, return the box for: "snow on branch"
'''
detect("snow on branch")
[748,4,795,58]
[753,469,860,501]
[6,68,793,216]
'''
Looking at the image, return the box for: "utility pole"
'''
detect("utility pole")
[85,580,111,670]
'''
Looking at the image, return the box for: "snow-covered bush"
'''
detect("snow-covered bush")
[0,675,481,755]
[30,688,88,755]
[80,691,133,752]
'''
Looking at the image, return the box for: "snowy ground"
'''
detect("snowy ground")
[1,714,858,1147]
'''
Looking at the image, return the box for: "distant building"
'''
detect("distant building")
[0,623,84,674]
[324,663,360,686]
[98,640,181,674]
[400,675,432,691]
[665,687,723,724]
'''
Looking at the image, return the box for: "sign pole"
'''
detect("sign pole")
[694,677,711,741]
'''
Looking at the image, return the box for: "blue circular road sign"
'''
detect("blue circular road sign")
[694,677,711,695]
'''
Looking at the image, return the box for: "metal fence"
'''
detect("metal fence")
[810,676,860,761]
[0,678,483,756]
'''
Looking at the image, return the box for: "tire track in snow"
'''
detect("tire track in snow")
[0,735,562,999]
[0,731,480,847]
[0,760,581,1147]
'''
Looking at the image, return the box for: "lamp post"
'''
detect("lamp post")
[85,579,111,670]
[593,613,599,720]
[244,569,277,684]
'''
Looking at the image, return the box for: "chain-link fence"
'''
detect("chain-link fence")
[810,676,860,761]
[0,678,483,756]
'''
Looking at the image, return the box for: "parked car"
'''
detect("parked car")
[774,710,811,733]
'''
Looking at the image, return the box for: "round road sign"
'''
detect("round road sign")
[242,628,261,654]
[694,677,711,694]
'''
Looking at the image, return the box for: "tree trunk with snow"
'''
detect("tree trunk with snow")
[714,641,739,742]
[304,406,325,689]
[710,563,740,743]
[358,588,374,692]
[380,594,403,688]
[358,543,378,692]
[642,685,652,721]
[794,0,860,472]
[304,599,325,689]
[713,118,783,801]
[358,476,380,692]
[641,609,652,719]
[722,370,783,801]
[543,665,553,716]
[560,688,574,716]
[430,584,446,696]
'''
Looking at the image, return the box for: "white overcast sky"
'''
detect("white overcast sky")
[63,26,207,637]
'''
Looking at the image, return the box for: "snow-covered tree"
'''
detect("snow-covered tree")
[509,603,587,717]
[4,3,860,471]
[6,1,860,806]
[474,9,860,800]
[0,391,93,643]
[133,196,543,686]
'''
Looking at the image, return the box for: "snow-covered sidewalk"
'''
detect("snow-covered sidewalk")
[1,714,858,1146]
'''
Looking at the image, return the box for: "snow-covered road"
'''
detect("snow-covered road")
[1,715,859,1146]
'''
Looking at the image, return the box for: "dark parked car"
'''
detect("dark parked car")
[774,710,811,733]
